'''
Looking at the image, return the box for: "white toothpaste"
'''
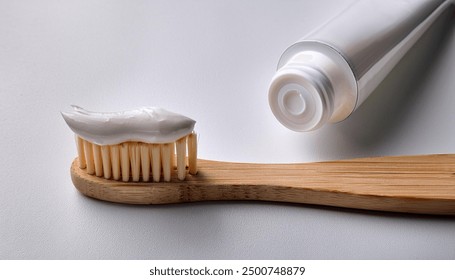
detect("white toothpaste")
[61,105,196,145]
[269,0,453,131]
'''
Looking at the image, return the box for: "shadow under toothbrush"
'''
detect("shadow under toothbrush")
[78,191,455,222]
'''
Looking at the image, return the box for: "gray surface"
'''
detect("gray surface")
[1,0,455,259]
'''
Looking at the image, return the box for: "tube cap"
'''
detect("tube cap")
[268,59,334,131]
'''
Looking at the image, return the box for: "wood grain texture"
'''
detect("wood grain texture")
[70,154,455,215]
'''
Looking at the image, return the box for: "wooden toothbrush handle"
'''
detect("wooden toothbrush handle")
[70,154,455,215]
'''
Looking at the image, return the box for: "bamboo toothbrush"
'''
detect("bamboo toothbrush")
[63,106,455,215]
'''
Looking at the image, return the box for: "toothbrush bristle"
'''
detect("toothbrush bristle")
[120,143,130,182]
[176,137,187,180]
[92,144,103,177]
[161,144,172,182]
[83,140,95,175]
[188,133,197,175]
[75,132,197,182]
[140,144,150,182]
[101,145,111,179]
[110,145,120,180]
[76,135,86,169]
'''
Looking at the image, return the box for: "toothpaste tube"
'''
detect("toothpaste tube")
[268,0,452,131]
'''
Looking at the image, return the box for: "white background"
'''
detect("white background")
[1,0,455,259]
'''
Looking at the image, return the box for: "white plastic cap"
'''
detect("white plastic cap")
[268,53,334,131]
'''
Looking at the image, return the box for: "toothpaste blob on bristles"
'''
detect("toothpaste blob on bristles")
[61,105,196,145]
[62,105,197,182]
